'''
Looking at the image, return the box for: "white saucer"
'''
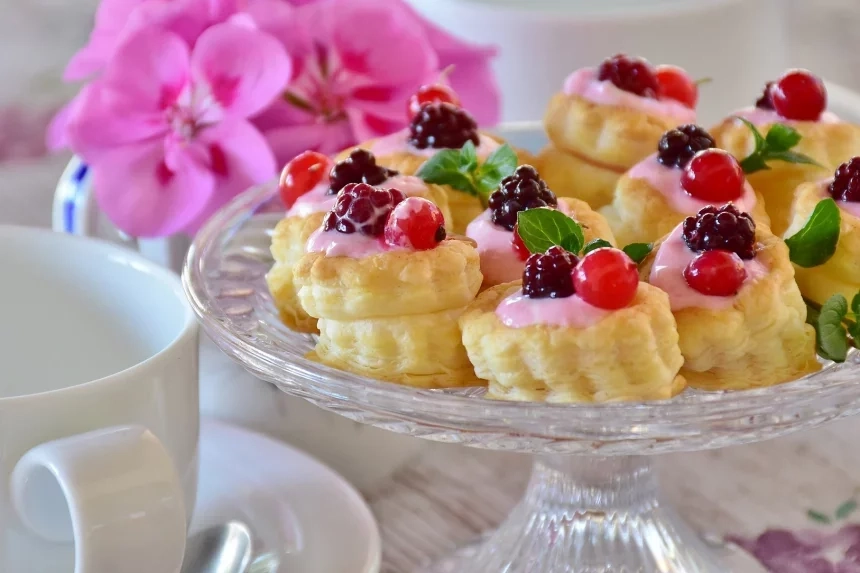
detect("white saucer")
[190,419,382,573]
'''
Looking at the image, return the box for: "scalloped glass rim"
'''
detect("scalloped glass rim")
[183,167,860,452]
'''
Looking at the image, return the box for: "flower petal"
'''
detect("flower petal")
[191,23,291,118]
[92,139,215,237]
[101,27,191,116]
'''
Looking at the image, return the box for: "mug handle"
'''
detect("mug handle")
[10,425,186,573]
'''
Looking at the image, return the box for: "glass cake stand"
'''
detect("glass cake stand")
[183,181,860,573]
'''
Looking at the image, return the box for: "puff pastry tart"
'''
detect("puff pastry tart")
[601,125,770,246]
[710,69,860,235]
[267,150,452,332]
[538,54,697,209]
[293,184,482,388]
[785,158,860,306]
[466,166,615,289]
[642,204,818,391]
[460,227,685,402]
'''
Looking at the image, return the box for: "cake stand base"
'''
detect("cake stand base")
[419,456,726,573]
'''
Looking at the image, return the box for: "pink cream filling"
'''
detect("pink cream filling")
[368,128,501,159]
[287,174,432,218]
[495,292,611,329]
[563,67,696,125]
[306,227,406,258]
[729,106,840,126]
[648,224,767,311]
[627,153,758,215]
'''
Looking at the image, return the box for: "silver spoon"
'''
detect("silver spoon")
[180,521,254,573]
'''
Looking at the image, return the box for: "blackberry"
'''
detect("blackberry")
[830,157,860,202]
[755,81,775,110]
[323,182,405,236]
[408,103,480,150]
[488,165,557,231]
[682,204,756,260]
[522,246,578,299]
[656,125,716,168]
[597,54,659,99]
[328,149,398,195]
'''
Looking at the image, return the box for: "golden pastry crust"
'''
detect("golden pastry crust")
[544,92,680,170]
[266,212,325,332]
[558,197,617,245]
[446,189,485,235]
[459,282,686,403]
[710,117,860,235]
[294,238,482,321]
[601,172,771,246]
[641,227,819,391]
[785,181,860,305]
[311,306,479,388]
[535,144,622,209]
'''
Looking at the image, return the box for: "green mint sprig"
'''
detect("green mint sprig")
[734,118,824,175]
[807,292,860,362]
[784,198,840,268]
[416,142,518,207]
[515,209,653,262]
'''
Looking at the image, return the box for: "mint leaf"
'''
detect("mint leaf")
[765,123,802,151]
[582,238,613,255]
[807,509,833,524]
[516,208,583,254]
[484,144,518,179]
[418,143,517,206]
[818,294,849,362]
[852,293,860,316]
[460,140,478,171]
[622,243,653,264]
[837,499,858,520]
[735,118,824,174]
[559,229,584,254]
[785,198,840,268]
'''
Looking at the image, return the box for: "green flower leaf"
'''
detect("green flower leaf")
[837,499,858,520]
[807,509,833,524]
[785,198,841,268]
[818,294,849,362]
[582,238,613,255]
[417,143,517,207]
[735,118,824,174]
[516,208,584,255]
[622,243,653,264]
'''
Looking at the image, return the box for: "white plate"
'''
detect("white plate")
[189,419,381,573]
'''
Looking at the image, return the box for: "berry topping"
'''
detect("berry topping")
[323,182,405,236]
[408,102,480,150]
[488,165,558,231]
[522,246,577,299]
[655,65,698,108]
[684,250,747,297]
[511,224,530,261]
[830,157,860,203]
[680,149,745,202]
[755,81,775,110]
[328,149,398,195]
[279,151,333,207]
[597,54,659,99]
[407,84,460,119]
[656,124,716,168]
[572,248,639,310]
[384,197,446,250]
[682,204,756,260]
[771,69,827,121]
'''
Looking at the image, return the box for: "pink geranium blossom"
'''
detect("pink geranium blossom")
[64,22,290,237]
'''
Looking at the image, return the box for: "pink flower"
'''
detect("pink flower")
[251,0,499,167]
[63,22,290,237]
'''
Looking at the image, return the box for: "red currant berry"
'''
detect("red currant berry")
[655,65,697,108]
[384,197,446,250]
[681,149,745,202]
[511,224,530,261]
[279,151,332,208]
[771,69,827,121]
[572,248,639,310]
[683,250,746,296]
[407,84,460,119]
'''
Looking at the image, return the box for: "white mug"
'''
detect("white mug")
[0,225,199,573]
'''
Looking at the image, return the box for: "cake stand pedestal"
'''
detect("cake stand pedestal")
[183,182,860,573]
